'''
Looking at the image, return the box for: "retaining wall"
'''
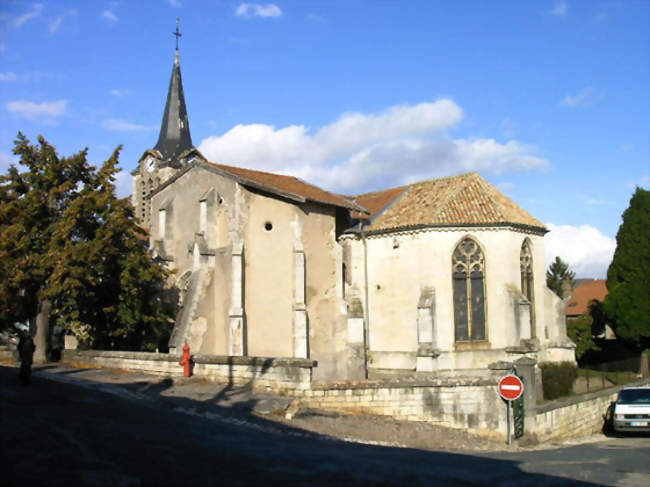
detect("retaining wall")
[61,350,315,390]
[43,349,650,443]
[286,376,509,440]
[534,379,650,442]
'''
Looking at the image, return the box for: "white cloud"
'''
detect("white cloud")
[235,3,282,19]
[6,99,67,119]
[13,3,43,28]
[109,88,132,97]
[49,14,63,33]
[114,169,133,198]
[198,99,548,193]
[169,0,182,6]
[307,13,324,23]
[103,118,154,132]
[101,10,119,23]
[0,72,17,81]
[545,222,616,278]
[0,153,16,172]
[561,87,603,108]
[551,2,568,17]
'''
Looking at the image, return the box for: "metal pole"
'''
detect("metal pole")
[507,400,512,445]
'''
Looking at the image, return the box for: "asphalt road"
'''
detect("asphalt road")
[1,365,648,486]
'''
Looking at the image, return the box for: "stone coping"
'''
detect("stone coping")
[62,350,317,369]
[311,376,497,390]
[536,378,650,414]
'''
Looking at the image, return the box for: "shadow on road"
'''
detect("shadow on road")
[1,364,602,487]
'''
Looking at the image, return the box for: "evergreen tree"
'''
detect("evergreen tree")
[604,187,650,348]
[566,300,605,362]
[546,256,576,299]
[0,134,174,359]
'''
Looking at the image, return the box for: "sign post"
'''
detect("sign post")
[498,374,524,445]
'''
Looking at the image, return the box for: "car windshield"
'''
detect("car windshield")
[618,389,650,404]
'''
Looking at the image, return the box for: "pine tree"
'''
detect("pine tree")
[546,256,576,299]
[603,187,650,348]
[0,134,174,358]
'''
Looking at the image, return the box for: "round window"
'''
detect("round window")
[264,222,273,231]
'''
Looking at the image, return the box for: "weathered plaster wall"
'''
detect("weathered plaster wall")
[343,227,561,371]
[151,167,238,354]
[243,190,294,358]
[300,204,349,381]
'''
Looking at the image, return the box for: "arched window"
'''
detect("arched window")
[452,237,486,341]
[520,238,535,333]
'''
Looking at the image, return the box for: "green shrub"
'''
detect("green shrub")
[540,362,577,400]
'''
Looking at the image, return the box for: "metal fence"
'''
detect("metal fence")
[574,355,648,394]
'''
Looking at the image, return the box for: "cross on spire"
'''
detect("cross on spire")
[173,17,182,51]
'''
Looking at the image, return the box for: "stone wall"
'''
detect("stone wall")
[42,350,650,443]
[0,347,16,363]
[286,376,509,440]
[61,350,315,390]
[534,379,650,442]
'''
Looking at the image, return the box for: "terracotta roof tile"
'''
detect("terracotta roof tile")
[204,161,364,212]
[351,185,408,220]
[356,172,545,232]
[566,279,608,316]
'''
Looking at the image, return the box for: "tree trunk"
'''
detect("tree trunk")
[34,298,51,364]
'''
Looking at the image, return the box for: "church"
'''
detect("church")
[132,38,574,382]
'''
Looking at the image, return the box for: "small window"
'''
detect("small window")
[264,222,273,231]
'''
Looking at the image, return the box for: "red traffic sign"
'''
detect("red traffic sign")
[498,374,524,401]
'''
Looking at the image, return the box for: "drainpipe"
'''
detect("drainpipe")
[359,221,370,379]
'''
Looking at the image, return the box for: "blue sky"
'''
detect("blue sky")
[1,1,648,277]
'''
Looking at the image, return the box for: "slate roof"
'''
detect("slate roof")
[566,279,608,317]
[352,172,546,233]
[203,161,365,212]
[154,51,194,161]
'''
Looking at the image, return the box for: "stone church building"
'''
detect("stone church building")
[132,45,574,382]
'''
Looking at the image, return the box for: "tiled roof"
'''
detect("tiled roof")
[566,279,608,316]
[205,161,364,212]
[351,186,408,220]
[355,172,546,232]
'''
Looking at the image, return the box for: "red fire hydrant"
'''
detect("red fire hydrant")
[179,344,192,377]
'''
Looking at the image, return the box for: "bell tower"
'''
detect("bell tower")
[132,18,203,227]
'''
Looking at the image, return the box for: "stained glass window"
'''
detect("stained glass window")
[452,238,486,341]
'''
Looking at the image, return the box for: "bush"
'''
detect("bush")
[540,362,577,400]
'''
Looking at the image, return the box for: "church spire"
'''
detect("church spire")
[154,17,193,161]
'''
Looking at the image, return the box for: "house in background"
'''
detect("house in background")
[566,279,614,339]
[566,279,608,319]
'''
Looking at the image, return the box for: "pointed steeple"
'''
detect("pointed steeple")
[154,18,193,161]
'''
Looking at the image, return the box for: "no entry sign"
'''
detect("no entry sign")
[498,374,524,401]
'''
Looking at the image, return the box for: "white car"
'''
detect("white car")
[613,386,650,434]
